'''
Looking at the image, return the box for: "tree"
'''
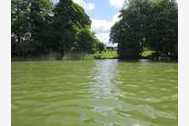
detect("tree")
[96,42,105,53]
[110,0,151,59]
[11,0,101,59]
[11,0,53,57]
[11,0,30,57]
[29,0,53,56]
[76,29,98,53]
[146,0,178,58]
[52,0,91,57]
[110,0,178,60]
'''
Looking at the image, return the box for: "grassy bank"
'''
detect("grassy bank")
[12,49,177,61]
[12,53,94,61]
[94,51,118,59]
[93,49,155,60]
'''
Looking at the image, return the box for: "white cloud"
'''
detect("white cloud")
[91,19,112,44]
[73,0,95,11]
[96,33,110,44]
[112,12,121,24]
[109,0,125,8]
[91,12,121,46]
[52,0,59,4]
[91,19,113,34]
[87,3,95,10]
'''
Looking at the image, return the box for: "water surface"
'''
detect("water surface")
[12,60,177,126]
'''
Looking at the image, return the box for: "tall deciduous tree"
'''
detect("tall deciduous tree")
[52,0,91,56]
[146,0,178,58]
[11,0,100,59]
[11,0,53,57]
[110,0,177,60]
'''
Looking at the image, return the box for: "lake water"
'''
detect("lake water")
[12,59,177,126]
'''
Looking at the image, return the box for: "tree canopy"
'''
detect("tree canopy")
[11,0,101,59]
[110,0,178,60]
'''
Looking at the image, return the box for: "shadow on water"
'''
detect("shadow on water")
[118,58,178,64]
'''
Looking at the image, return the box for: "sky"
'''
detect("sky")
[52,0,126,46]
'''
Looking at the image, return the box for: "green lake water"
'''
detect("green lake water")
[12,59,177,126]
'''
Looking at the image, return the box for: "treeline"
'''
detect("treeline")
[110,0,178,60]
[11,0,103,59]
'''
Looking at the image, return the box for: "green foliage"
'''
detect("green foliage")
[11,0,53,57]
[110,0,178,60]
[52,0,91,55]
[146,0,178,58]
[11,0,100,59]
[141,48,156,58]
[76,29,98,53]
[96,42,105,53]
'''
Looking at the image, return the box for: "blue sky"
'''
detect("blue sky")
[52,0,126,46]
[85,0,119,20]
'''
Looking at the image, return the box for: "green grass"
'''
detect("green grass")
[94,50,118,59]
[93,49,155,60]
[141,48,155,58]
